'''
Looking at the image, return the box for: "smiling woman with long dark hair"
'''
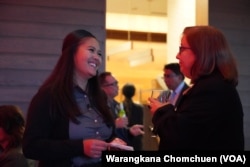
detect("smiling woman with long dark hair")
[22,30,116,167]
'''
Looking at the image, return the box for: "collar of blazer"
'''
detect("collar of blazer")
[182,84,194,96]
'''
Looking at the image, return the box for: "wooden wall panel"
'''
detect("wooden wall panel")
[209,13,250,30]
[209,0,250,14]
[0,70,50,86]
[0,54,58,70]
[210,0,250,150]
[0,37,61,54]
[0,0,106,115]
[0,0,104,12]
[0,87,38,102]
[238,76,250,91]
[0,4,104,26]
[0,87,39,118]
[0,22,105,39]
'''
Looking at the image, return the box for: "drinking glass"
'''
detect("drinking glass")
[151,89,168,103]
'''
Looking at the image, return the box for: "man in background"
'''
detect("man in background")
[159,63,189,107]
[122,83,144,150]
[98,72,144,148]
[150,63,190,140]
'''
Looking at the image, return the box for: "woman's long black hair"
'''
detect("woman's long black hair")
[39,30,114,126]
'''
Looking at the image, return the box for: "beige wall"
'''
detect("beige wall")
[107,0,209,104]
[106,40,167,104]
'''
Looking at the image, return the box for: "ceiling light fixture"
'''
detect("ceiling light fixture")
[128,48,154,67]
[107,41,133,57]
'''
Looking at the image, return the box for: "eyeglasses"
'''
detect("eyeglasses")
[179,46,192,53]
[102,81,118,87]
[162,74,177,79]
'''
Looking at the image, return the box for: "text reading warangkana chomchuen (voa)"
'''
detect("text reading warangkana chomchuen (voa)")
[105,154,217,164]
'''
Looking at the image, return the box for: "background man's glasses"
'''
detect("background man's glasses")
[162,74,177,79]
[102,81,118,87]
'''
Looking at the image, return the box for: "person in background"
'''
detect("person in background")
[158,63,189,106]
[149,25,244,150]
[23,29,117,167]
[0,105,29,167]
[150,63,189,138]
[122,83,144,151]
[99,72,144,147]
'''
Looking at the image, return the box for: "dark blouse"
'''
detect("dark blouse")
[70,86,113,166]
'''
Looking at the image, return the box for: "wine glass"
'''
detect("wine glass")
[151,89,169,103]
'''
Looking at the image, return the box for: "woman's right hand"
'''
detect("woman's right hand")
[83,139,108,158]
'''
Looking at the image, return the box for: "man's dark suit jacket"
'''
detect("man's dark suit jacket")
[174,83,189,107]
[152,71,244,150]
[158,83,189,107]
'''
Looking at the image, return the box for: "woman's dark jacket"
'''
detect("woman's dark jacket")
[22,88,115,167]
[152,72,244,150]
